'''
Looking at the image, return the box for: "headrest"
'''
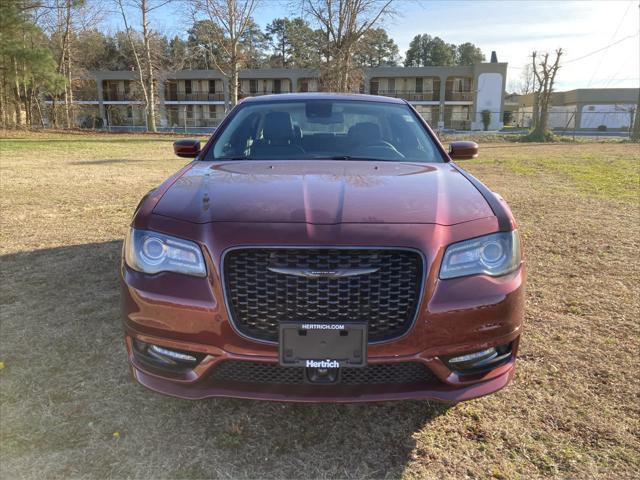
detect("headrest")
[263,112,293,144]
[348,122,381,143]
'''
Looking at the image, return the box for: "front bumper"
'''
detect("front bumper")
[125,333,520,403]
[121,217,525,403]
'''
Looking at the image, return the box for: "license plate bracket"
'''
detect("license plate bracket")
[279,322,368,368]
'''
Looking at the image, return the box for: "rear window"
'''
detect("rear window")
[206,99,444,162]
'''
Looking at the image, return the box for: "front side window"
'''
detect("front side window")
[207,100,443,162]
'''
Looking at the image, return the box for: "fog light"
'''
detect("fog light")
[442,343,513,374]
[149,345,197,363]
[448,348,497,365]
[133,339,200,371]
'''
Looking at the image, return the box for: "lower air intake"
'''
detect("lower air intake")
[210,361,436,386]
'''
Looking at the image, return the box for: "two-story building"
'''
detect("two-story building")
[363,61,507,130]
[47,58,509,132]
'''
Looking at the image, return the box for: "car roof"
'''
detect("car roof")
[240,92,407,104]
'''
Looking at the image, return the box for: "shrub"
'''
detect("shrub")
[503,111,513,125]
[80,115,104,129]
[481,109,491,131]
[518,130,559,143]
[597,125,607,132]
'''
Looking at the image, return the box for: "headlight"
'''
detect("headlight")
[124,228,207,277]
[440,230,521,279]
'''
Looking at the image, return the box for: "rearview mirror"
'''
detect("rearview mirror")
[173,139,201,158]
[305,101,344,124]
[448,141,478,160]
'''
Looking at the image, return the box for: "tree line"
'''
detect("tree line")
[1,0,488,130]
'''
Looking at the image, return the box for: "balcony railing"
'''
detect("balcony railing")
[72,89,99,101]
[103,92,142,101]
[445,91,474,101]
[238,90,292,99]
[165,91,225,101]
[375,90,439,101]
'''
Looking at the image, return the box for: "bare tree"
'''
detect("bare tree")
[531,48,562,138]
[37,0,103,128]
[531,52,539,128]
[116,0,171,131]
[508,63,534,95]
[55,0,73,127]
[189,0,258,108]
[302,0,394,92]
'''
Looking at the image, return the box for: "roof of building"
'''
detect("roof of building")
[514,88,639,106]
[89,62,508,81]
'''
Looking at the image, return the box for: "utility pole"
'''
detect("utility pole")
[632,89,640,141]
[531,52,539,129]
[632,2,640,141]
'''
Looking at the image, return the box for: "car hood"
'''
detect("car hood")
[152,160,493,225]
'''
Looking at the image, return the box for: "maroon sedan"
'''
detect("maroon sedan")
[121,94,525,403]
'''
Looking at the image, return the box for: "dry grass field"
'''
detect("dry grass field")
[1,131,639,479]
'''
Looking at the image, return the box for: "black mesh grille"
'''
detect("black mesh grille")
[340,362,430,385]
[223,248,423,342]
[210,361,436,385]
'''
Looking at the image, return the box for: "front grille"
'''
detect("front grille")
[210,361,436,385]
[223,248,423,342]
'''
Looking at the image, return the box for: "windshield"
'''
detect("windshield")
[207,99,444,162]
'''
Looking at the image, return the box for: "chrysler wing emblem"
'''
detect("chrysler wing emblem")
[267,266,379,279]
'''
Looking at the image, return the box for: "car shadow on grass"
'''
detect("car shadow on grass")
[0,240,449,479]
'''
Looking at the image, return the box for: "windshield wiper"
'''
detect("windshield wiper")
[214,155,396,161]
[314,155,395,161]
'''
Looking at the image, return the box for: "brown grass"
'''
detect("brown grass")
[1,132,639,479]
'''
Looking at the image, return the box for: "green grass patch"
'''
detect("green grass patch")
[471,144,640,203]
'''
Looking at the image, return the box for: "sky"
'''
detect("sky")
[131,0,640,91]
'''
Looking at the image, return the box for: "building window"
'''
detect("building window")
[249,79,258,94]
[185,80,192,95]
[165,81,177,100]
[274,79,282,93]
[186,105,193,119]
[425,78,433,92]
[208,80,216,94]
[299,80,309,92]
[451,105,470,120]
[388,78,395,92]
[452,77,471,92]
[415,78,423,93]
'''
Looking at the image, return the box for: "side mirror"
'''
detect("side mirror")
[448,141,478,160]
[173,139,201,158]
